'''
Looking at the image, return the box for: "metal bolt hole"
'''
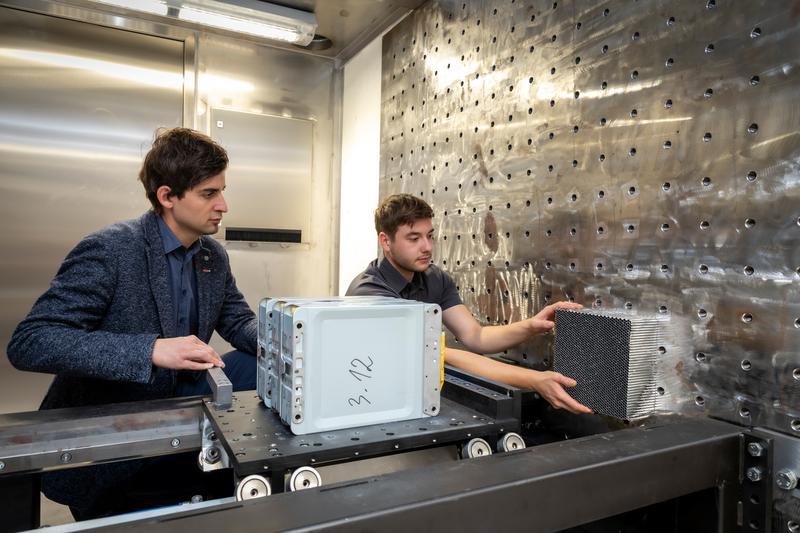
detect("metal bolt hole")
[746,171,758,181]
[747,123,759,134]
[626,263,634,271]
[695,396,705,407]
[750,27,761,38]
[702,176,712,187]
[695,352,707,363]
[665,99,673,108]
[704,88,714,98]
[697,309,707,318]
[741,360,752,371]
[744,266,754,276]
[739,407,750,417]
[744,218,756,228]
[703,132,712,142]
[741,313,753,323]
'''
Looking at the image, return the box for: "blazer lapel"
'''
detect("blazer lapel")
[195,240,214,341]
[142,212,176,337]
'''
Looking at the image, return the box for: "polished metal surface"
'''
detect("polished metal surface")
[211,109,313,239]
[195,30,339,304]
[380,1,800,438]
[0,398,203,475]
[0,6,184,413]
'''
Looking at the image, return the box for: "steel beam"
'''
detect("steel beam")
[0,398,203,475]
[97,416,743,532]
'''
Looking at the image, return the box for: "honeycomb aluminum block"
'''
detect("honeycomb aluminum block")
[266,297,442,435]
[552,309,663,421]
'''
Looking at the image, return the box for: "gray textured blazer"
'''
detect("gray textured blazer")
[7,211,257,508]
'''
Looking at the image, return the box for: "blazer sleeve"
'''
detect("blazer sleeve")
[7,234,157,383]
[214,256,257,355]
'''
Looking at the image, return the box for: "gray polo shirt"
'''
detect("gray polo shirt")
[346,257,463,311]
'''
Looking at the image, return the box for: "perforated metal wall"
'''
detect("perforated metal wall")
[379,0,800,436]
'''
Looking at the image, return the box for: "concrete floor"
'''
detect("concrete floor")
[41,495,74,527]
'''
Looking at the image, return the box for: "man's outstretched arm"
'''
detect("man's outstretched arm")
[443,301,583,354]
[444,347,592,414]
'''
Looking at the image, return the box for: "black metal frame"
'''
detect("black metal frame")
[101,416,743,532]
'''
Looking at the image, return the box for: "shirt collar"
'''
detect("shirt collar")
[378,257,423,294]
[157,216,200,256]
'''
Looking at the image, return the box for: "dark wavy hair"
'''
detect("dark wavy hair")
[374,194,435,238]
[139,127,228,213]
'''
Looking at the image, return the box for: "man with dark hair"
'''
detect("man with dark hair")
[347,193,591,414]
[8,127,257,518]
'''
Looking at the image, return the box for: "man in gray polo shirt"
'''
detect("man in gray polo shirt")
[347,194,591,415]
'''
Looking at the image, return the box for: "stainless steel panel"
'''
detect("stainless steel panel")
[0,6,184,413]
[211,109,313,238]
[196,32,338,304]
[380,1,800,437]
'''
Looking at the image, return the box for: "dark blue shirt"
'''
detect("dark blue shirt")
[346,257,463,311]
[157,217,200,336]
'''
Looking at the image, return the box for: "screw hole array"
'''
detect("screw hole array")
[382,1,797,432]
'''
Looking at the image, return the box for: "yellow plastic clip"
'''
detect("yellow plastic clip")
[440,331,446,389]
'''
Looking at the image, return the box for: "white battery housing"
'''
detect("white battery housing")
[258,297,442,435]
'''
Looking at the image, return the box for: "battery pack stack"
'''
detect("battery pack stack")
[552,309,664,421]
[257,296,442,435]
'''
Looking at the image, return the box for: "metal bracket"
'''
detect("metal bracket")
[741,433,773,532]
[199,415,229,472]
[206,367,232,410]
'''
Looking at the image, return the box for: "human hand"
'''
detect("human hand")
[528,370,592,414]
[152,336,225,371]
[526,301,584,336]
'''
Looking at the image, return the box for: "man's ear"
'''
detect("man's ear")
[378,231,392,254]
[155,185,174,210]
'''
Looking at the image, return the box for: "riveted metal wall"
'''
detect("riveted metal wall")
[380,0,800,438]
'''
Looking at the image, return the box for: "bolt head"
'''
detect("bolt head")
[60,452,72,463]
[747,442,765,457]
[746,466,763,482]
[776,469,798,491]
[0,461,5,470]
[170,438,181,448]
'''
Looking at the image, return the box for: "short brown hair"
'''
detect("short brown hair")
[374,194,434,238]
[139,127,229,213]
